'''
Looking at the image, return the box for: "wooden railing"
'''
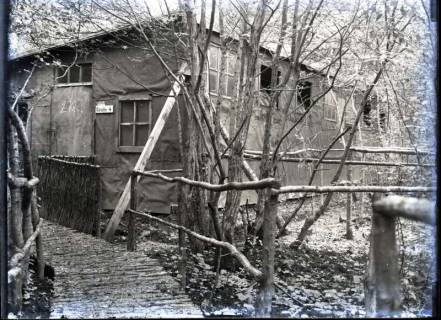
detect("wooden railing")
[123,167,435,316]
[125,169,279,316]
[365,195,435,317]
[7,175,44,285]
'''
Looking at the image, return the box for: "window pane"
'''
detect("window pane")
[135,124,150,146]
[69,65,80,83]
[81,64,92,82]
[120,124,133,146]
[121,101,134,123]
[227,55,235,74]
[136,101,150,122]
[208,47,219,70]
[57,67,68,83]
[209,70,218,94]
[226,75,235,97]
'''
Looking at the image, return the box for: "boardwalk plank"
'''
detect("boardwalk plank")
[41,220,201,318]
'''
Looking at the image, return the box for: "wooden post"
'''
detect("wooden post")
[95,168,102,238]
[345,152,353,239]
[320,165,324,205]
[103,64,186,241]
[172,203,187,289]
[365,194,401,317]
[255,186,280,317]
[127,173,137,251]
[31,195,44,280]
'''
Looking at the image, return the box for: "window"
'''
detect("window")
[297,81,312,109]
[260,65,281,94]
[324,103,337,122]
[208,46,235,97]
[323,93,337,122]
[118,99,152,151]
[56,63,92,84]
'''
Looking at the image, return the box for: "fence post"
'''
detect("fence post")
[127,173,137,251]
[365,193,401,317]
[95,168,102,238]
[172,202,187,289]
[255,185,280,317]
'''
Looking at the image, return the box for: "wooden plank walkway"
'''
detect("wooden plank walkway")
[41,220,202,318]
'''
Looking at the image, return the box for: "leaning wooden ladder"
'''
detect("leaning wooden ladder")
[103,64,187,241]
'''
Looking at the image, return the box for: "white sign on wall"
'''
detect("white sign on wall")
[96,101,114,113]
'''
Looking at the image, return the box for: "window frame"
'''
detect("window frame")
[323,92,339,123]
[207,45,235,99]
[259,64,281,94]
[116,96,152,153]
[323,101,338,122]
[55,63,93,86]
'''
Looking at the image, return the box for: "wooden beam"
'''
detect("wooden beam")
[134,170,278,191]
[8,219,42,269]
[7,174,39,189]
[373,195,435,225]
[277,185,434,194]
[242,154,434,167]
[103,64,186,241]
[244,147,434,156]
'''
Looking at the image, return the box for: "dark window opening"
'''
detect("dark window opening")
[56,66,68,83]
[260,65,281,94]
[297,81,312,109]
[363,101,372,126]
[56,63,92,84]
[379,112,386,130]
[81,64,92,82]
[119,100,151,148]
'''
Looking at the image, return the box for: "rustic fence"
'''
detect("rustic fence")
[365,195,435,317]
[125,169,278,316]
[37,156,101,236]
[7,108,45,314]
[121,167,435,317]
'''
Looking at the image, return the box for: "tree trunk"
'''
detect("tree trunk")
[345,152,353,240]
[255,187,279,317]
[7,121,23,313]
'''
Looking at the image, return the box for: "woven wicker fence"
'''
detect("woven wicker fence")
[37,155,101,235]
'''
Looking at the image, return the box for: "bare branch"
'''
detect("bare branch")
[129,209,263,279]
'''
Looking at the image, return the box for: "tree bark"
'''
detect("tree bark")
[7,120,23,313]
[345,152,353,240]
[255,187,279,317]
